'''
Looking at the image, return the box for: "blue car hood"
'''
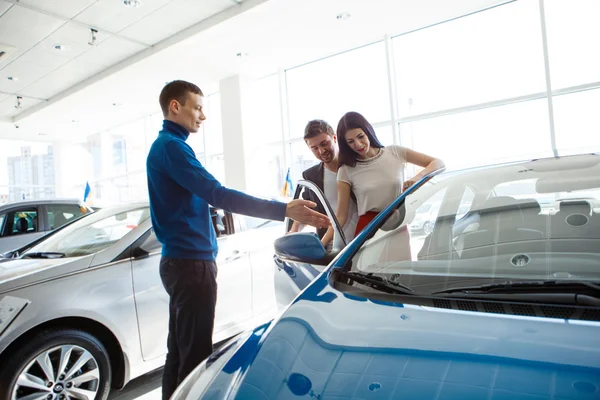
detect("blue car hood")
[210,271,600,399]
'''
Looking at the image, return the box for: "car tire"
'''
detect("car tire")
[0,328,112,400]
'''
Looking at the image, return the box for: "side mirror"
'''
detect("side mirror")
[274,232,327,264]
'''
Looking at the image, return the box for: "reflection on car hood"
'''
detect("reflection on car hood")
[0,257,88,293]
[199,270,600,399]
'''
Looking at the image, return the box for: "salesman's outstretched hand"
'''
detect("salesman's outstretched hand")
[286,199,330,229]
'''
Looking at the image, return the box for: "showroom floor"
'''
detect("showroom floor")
[108,368,162,400]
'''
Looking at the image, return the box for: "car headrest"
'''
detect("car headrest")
[17,217,28,233]
[517,198,542,214]
[479,196,520,215]
[558,200,591,215]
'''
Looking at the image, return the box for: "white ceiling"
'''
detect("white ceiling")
[0,0,508,142]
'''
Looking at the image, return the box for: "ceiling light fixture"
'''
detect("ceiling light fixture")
[14,96,22,109]
[123,0,142,7]
[7,76,18,81]
[336,12,351,21]
[236,52,249,58]
[88,28,98,46]
[53,44,71,52]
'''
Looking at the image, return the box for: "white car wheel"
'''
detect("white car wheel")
[0,329,112,400]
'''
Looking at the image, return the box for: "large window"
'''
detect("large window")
[553,89,600,155]
[286,41,391,138]
[393,0,545,117]
[289,140,318,188]
[544,0,600,90]
[399,99,554,170]
[0,142,56,202]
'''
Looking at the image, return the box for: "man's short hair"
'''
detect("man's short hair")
[159,80,204,117]
[304,119,334,140]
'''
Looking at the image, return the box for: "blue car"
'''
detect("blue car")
[173,154,600,400]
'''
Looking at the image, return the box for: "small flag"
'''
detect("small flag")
[281,167,293,197]
[83,181,92,203]
[82,181,93,212]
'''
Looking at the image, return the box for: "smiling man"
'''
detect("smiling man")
[288,119,358,243]
[146,80,330,400]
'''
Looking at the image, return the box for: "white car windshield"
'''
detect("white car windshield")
[24,206,150,258]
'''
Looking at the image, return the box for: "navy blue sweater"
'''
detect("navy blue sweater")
[147,120,287,261]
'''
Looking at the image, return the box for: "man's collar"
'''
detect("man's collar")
[161,119,190,140]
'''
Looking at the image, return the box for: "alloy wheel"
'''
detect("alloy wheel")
[11,344,100,400]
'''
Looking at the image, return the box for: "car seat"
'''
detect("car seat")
[16,217,28,233]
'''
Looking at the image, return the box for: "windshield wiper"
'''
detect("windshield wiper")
[431,280,600,306]
[433,280,600,295]
[21,252,66,259]
[338,271,414,295]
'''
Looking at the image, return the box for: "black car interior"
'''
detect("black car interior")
[419,196,600,262]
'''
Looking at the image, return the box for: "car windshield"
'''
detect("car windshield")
[23,206,150,258]
[347,154,600,295]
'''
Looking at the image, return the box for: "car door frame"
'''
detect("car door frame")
[289,180,346,252]
[280,179,346,266]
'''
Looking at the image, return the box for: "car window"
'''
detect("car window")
[211,208,235,237]
[136,228,162,255]
[25,207,149,257]
[0,208,38,237]
[344,158,600,296]
[0,214,5,233]
[46,204,89,230]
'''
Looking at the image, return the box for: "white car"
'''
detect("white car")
[0,202,283,400]
[0,199,93,254]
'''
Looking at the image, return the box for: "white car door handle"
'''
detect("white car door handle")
[225,250,243,261]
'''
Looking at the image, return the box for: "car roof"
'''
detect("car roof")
[0,198,86,212]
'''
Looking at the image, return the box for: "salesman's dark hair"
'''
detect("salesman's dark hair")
[159,80,203,117]
[337,111,384,168]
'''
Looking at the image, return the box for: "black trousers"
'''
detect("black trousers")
[159,257,218,400]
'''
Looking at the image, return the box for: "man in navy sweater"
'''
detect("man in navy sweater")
[147,80,330,399]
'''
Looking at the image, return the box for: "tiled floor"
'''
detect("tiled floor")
[108,368,162,400]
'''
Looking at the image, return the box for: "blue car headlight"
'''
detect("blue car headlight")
[171,331,252,399]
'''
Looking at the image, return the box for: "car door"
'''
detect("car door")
[211,208,254,334]
[232,214,286,319]
[274,180,345,307]
[130,226,166,361]
[0,206,44,253]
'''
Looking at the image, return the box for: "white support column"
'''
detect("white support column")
[219,75,247,191]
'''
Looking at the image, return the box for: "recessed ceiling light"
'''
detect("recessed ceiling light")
[336,12,351,21]
[7,76,18,81]
[54,44,71,52]
[123,0,142,7]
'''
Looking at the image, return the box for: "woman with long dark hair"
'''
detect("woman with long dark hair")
[321,111,444,249]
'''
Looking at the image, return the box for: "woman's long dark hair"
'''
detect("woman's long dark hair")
[337,111,384,168]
